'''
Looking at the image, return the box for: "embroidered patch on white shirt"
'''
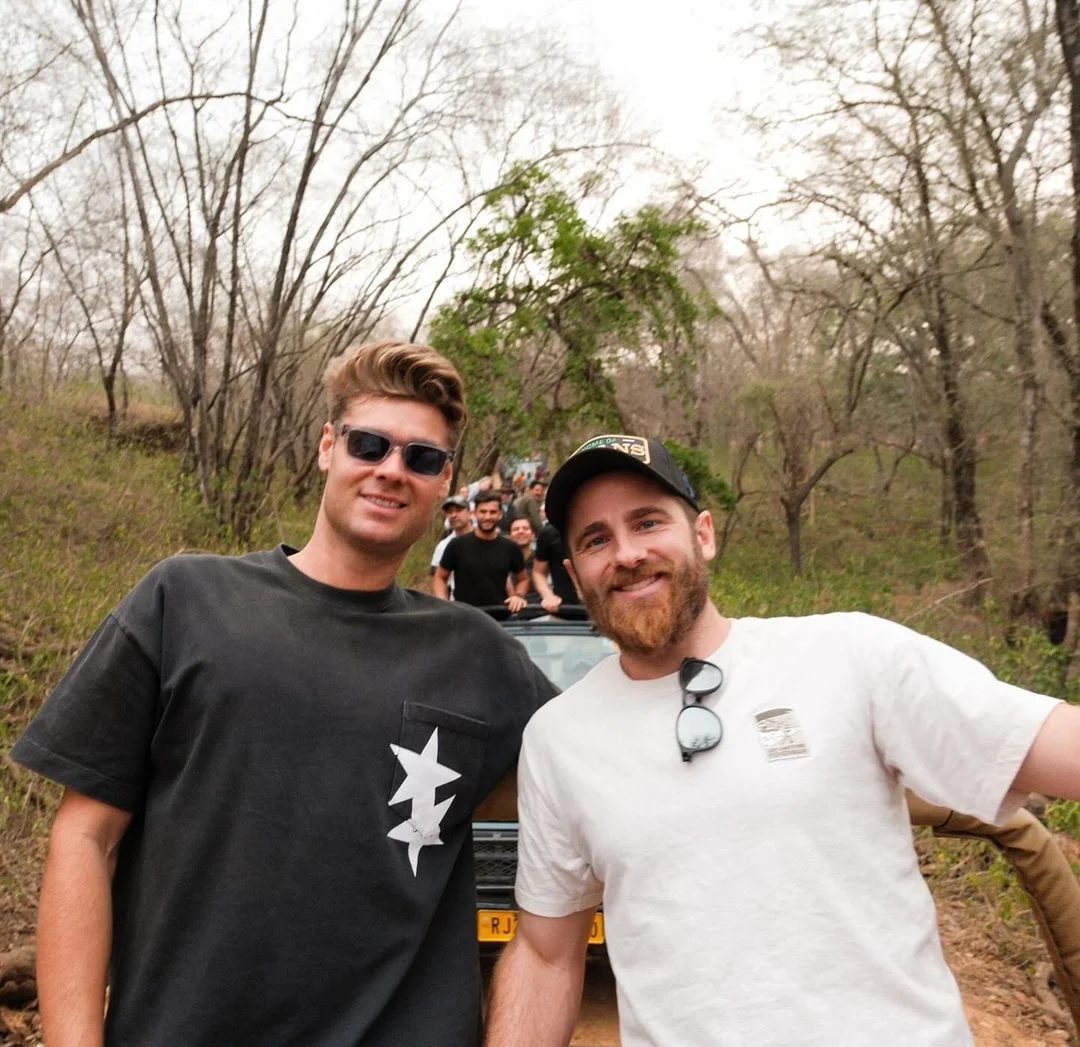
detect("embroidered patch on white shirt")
[754,707,810,761]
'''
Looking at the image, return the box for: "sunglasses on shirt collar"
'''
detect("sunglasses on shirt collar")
[676,657,724,762]
[334,424,455,477]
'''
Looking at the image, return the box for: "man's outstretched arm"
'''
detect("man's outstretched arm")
[484,906,594,1046]
[37,788,131,1047]
[1013,702,1080,798]
[532,561,562,615]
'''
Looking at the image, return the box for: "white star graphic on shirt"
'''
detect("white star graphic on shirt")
[387,795,456,875]
[387,728,462,876]
[388,728,461,804]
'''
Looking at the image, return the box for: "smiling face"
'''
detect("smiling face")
[509,517,534,549]
[565,471,714,657]
[316,395,452,560]
[473,498,502,536]
[444,503,472,535]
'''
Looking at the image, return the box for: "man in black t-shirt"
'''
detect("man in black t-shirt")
[11,342,556,1047]
[434,491,528,612]
[533,521,580,614]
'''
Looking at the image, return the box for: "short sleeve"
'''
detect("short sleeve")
[534,528,553,563]
[439,536,460,571]
[513,728,603,917]
[862,615,1059,825]
[509,543,525,574]
[11,584,163,812]
[473,629,558,800]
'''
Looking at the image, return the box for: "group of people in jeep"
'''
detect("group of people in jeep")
[431,474,580,616]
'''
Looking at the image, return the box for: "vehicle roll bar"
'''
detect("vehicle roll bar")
[907,791,1080,1036]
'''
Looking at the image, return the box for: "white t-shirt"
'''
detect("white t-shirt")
[514,612,1059,1047]
[432,534,456,596]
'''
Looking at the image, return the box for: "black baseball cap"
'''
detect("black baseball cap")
[545,434,699,539]
[442,495,469,511]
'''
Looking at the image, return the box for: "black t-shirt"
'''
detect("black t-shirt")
[12,547,556,1047]
[439,533,525,609]
[496,503,520,535]
[534,524,579,605]
[521,552,541,604]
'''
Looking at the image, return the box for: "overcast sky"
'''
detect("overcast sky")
[457,0,786,208]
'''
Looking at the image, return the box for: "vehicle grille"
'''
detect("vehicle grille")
[473,827,518,905]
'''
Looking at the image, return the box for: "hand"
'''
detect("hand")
[541,594,563,614]
[505,594,527,614]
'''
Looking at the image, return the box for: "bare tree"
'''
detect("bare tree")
[58,0,622,537]
[746,0,1033,594]
[1049,0,1080,649]
[32,150,144,428]
[0,216,51,393]
[918,0,1063,615]
[711,251,877,574]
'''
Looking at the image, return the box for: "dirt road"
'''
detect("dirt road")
[566,961,1075,1047]
[570,961,619,1047]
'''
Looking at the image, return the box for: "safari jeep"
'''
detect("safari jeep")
[472,609,614,954]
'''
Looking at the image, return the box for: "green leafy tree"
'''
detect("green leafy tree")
[663,440,737,512]
[430,163,715,472]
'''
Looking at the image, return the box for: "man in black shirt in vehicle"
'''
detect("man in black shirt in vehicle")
[533,519,580,615]
[435,490,528,613]
[11,341,555,1047]
[508,517,542,604]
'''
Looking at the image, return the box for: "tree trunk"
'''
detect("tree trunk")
[103,371,117,434]
[926,260,989,595]
[908,109,990,598]
[940,449,954,548]
[1002,179,1043,620]
[1052,0,1080,635]
[942,366,990,595]
[476,440,500,479]
[783,498,803,576]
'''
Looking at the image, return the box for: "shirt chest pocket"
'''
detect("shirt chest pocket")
[388,702,489,833]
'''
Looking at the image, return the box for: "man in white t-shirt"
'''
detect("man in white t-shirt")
[430,494,472,597]
[484,433,1080,1047]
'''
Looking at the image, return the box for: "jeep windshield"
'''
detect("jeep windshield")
[512,629,615,690]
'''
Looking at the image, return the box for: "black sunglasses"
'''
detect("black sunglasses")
[676,658,723,763]
[334,424,454,477]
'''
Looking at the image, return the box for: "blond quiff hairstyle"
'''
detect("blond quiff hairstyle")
[324,341,467,447]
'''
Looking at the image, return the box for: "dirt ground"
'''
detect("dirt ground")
[1,935,1077,1046]
[568,906,1079,1047]
[2,837,1077,1046]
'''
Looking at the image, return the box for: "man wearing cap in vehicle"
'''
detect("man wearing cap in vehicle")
[484,433,1080,1047]
[431,494,473,597]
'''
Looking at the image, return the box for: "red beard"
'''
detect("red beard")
[579,547,710,656]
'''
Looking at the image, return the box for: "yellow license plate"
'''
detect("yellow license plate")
[476,909,605,944]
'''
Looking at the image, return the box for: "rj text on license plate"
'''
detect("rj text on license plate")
[476,909,604,944]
